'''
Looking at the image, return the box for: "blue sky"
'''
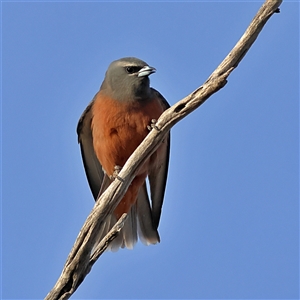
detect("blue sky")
[2,1,299,299]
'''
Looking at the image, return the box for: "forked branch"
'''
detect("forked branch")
[45,1,282,299]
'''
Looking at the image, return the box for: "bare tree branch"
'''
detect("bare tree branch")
[45,1,282,299]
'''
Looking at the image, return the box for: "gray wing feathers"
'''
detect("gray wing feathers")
[77,99,104,200]
[148,89,170,229]
[136,89,170,241]
[149,133,170,229]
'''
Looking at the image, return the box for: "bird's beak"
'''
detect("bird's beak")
[138,65,156,77]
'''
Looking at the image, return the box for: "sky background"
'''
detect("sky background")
[1,1,299,300]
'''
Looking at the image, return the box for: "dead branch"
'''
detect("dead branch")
[45,1,282,299]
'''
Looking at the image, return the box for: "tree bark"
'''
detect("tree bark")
[45,1,283,299]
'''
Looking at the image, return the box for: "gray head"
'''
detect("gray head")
[100,57,156,101]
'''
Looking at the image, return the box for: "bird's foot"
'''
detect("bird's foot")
[147,119,160,131]
[110,165,124,182]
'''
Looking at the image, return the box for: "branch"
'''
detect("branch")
[45,1,282,299]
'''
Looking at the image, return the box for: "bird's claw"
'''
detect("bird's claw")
[110,165,124,182]
[147,119,160,131]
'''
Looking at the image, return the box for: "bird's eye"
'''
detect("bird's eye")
[126,66,139,74]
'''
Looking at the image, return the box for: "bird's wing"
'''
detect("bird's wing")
[77,97,104,200]
[148,89,171,229]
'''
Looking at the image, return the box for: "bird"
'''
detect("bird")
[77,57,170,250]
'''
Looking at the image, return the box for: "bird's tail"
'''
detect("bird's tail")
[94,183,160,251]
